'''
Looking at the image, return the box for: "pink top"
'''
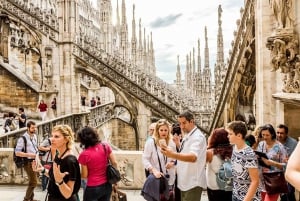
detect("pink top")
[78,143,112,186]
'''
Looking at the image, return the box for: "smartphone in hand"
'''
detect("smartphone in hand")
[159,139,167,147]
[54,150,61,165]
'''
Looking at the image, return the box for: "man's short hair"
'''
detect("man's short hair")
[19,107,24,112]
[227,121,247,139]
[27,121,36,128]
[277,124,288,134]
[178,110,194,122]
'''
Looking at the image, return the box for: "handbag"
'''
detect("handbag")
[110,188,127,201]
[153,139,169,194]
[262,171,288,194]
[102,143,121,184]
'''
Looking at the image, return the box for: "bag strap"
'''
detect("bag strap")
[21,136,27,153]
[153,139,163,173]
[45,148,51,162]
[102,143,109,164]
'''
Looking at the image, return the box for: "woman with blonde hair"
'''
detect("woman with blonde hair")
[33,125,81,201]
[142,119,177,200]
[251,125,263,150]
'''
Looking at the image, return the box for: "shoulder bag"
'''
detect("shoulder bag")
[262,145,288,194]
[102,143,121,184]
[262,171,288,194]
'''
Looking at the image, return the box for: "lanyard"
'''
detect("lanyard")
[179,127,198,152]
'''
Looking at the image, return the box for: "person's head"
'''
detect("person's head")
[276,124,289,143]
[77,126,100,149]
[178,110,195,134]
[8,112,14,118]
[148,122,156,136]
[252,125,262,141]
[3,113,8,118]
[260,124,277,142]
[27,121,37,134]
[153,119,172,144]
[51,124,74,150]
[208,128,230,148]
[208,128,232,159]
[226,121,247,144]
[40,99,44,103]
[19,107,24,113]
[171,123,182,136]
[245,134,256,148]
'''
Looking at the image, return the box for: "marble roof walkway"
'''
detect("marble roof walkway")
[0,184,209,201]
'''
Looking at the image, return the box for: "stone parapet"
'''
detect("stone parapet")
[0,149,146,189]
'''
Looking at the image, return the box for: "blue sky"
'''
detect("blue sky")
[110,0,245,83]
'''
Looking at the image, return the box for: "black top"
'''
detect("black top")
[48,155,81,200]
[19,114,27,128]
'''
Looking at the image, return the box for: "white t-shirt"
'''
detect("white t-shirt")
[206,154,223,190]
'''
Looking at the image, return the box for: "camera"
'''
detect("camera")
[39,151,47,156]
[165,173,170,179]
[171,123,181,135]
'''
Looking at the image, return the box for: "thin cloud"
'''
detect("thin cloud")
[150,14,183,28]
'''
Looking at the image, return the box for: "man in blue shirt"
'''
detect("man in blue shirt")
[277,124,298,201]
[15,121,39,201]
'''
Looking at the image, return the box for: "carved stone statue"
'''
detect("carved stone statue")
[271,39,287,72]
[269,0,294,29]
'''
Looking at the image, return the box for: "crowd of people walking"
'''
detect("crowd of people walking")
[141,111,300,201]
[11,109,300,201]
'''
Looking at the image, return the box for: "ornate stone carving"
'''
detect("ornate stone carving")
[269,0,294,30]
[267,34,300,93]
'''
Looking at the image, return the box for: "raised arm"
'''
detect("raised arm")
[285,141,300,190]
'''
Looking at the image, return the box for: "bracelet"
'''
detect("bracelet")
[55,180,64,186]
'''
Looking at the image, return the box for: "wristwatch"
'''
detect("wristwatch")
[55,180,64,186]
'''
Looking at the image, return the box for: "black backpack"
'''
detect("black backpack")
[14,136,28,168]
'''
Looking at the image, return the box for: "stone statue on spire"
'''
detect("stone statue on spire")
[218,5,222,25]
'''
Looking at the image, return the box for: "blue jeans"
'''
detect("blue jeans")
[41,174,49,191]
[83,182,112,201]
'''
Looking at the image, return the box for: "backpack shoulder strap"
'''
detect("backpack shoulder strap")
[21,136,27,153]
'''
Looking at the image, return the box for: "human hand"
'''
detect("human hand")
[165,161,175,169]
[31,160,44,172]
[161,146,175,158]
[261,157,273,166]
[172,135,181,147]
[53,162,69,183]
[152,169,163,178]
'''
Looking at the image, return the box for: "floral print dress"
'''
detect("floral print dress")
[257,141,288,191]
